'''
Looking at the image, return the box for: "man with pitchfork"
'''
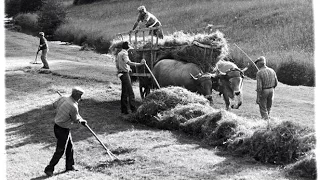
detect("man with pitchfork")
[255,56,278,120]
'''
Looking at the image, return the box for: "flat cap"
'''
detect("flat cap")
[254,56,266,64]
[137,5,146,12]
[72,86,84,95]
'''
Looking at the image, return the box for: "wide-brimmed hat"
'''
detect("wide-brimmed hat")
[39,32,44,36]
[254,56,266,64]
[122,41,132,49]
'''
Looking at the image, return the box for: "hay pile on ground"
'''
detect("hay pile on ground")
[284,151,317,179]
[109,30,229,72]
[126,86,316,179]
[250,121,315,165]
[129,86,210,126]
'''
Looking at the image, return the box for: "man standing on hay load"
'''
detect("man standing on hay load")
[116,41,146,114]
[255,56,278,120]
[132,5,164,39]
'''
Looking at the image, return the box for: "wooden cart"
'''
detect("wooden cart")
[116,26,163,99]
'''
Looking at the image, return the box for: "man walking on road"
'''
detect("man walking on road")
[116,41,146,114]
[38,32,50,69]
[132,5,164,39]
[44,87,87,177]
[255,56,278,120]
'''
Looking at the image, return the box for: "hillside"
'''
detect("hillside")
[56,0,313,63]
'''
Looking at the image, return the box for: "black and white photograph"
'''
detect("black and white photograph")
[2,0,318,179]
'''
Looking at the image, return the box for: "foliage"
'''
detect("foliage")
[277,59,315,86]
[20,0,44,13]
[5,0,44,17]
[38,1,66,36]
[13,13,40,32]
[73,0,104,5]
[5,0,22,17]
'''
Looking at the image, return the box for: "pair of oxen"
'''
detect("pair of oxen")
[140,59,248,110]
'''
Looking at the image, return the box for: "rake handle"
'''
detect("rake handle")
[84,123,119,160]
[144,63,161,89]
[233,43,259,71]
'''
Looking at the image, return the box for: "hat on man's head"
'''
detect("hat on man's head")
[39,32,44,36]
[254,56,266,64]
[122,41,131,49]
[137,5,146,12]
[72,86,84,95]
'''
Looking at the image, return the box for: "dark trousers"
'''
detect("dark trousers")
[120,73,136,113]
[45,124,74,172]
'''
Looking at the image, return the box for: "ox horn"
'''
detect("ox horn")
[190,73,198,80]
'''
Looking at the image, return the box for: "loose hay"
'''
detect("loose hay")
[180,110,221,136]
[134,86,209,122]
[284,151,317,179]
[250,121,315,165]
[158,103,216,131]
[89,158,135,172]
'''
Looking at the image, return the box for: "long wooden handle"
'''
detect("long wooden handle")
[144,63,161,89]
[234,43,259,71]
[85,124,119,160]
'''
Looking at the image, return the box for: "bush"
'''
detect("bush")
[73,0,104,5]
[5,0,22,17]
[38,1,66,36]
[277,59,315,86]
[20,0,43,13]
[14,13,39,32]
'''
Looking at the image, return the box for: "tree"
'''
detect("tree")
[20,0,44,13]
[38,1,66,36]
[5,0,22,17]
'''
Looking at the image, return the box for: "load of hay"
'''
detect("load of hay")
[109,30,229,72]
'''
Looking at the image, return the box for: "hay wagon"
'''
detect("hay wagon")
[116,26,167,99]
[115,25,229,99]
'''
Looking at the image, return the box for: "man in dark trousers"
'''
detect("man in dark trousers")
[116,41,146,114]
[132,5,164,39]
[44,87,87,177]
[38,32,50,69]
[255,56,278,120]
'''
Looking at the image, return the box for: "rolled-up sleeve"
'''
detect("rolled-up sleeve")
[69,107,83,123]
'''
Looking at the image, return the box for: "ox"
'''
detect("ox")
[152,59,214,101]
[211,60,247,110]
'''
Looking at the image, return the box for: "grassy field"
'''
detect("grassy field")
[4,28,315,180]
[55,0,313,66]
